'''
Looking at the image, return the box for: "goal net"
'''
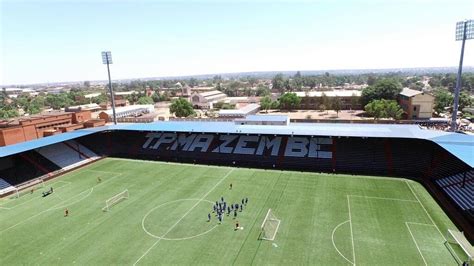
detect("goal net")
[445,229,474,265]
[102,189,129,212]
[12,178,45,199]
[260,209,281,241]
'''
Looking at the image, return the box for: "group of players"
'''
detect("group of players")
[207,184,248,230]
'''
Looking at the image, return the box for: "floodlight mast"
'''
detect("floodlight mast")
[451,20,473,132]
[102,51,117,125]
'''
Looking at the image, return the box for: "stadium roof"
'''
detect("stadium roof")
[0,121,472,167]
[0,127,105,158]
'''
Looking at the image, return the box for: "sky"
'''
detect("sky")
[1,0,473,85]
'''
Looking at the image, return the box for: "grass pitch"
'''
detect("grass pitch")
[0,158,460,265]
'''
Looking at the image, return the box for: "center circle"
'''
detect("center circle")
[142,199,218,241]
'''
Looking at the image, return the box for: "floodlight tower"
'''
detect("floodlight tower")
[102,51,117,125]
[451,19,474,132]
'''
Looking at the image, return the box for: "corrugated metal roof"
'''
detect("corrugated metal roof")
[399,88,423,97]
[0,121,472,168]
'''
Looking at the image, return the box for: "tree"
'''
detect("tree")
[321,93,329,114]
[170,98,195,117]
[367,75,377,86]
[459,91,473,111]
[319,104,326,113]
[45,93,73,109]
[279,93,301,110]
[332,97,342,117]
[364,100,384,119]
[350,93,359,110]
[256,84,271,97]
[84,81,91,88]
[92,93,108,105]
[137,96,154,105]
[151,92,161,103]
[127,92,140,105]
[383,100,404,119]
[360,78,402,106]
[272,73,285,93]
[364,99,403,120]
[433,89,453,114]
[260,96,273,113]
[0,103,19,119]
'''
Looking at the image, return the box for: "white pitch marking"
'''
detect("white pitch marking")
[347,195,356,266]
[331,220,355,265]
[133,169,234,266]
[405,181,447,241]
[0,172,122,233]
[141,198,216,240]
[405,222,428,266]
[348,195,418,202]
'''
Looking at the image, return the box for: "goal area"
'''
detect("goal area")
[102,189,129,212]
[260,209,281,241]
[445,229,474,265]
[12,178,45,199]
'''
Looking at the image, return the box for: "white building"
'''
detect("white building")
[190,90,227,109]
[218,104,261,118]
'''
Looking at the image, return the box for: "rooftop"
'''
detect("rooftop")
[218,104,260,116]
[399,88,424,97]
[0,121,472,167]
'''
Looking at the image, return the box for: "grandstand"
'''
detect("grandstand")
[0,121,473,264]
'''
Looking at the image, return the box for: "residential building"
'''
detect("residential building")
[398,88,434,119]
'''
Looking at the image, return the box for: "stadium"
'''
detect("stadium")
[0,117,473,265]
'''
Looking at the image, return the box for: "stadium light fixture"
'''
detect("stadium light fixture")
[451,19,474,132]
[102,51,117,125]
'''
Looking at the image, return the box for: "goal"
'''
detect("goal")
[102,189,129,212]
[260,209,281,241]
[12,178,45,199]
[445,229,473,265]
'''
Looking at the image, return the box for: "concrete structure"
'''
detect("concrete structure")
[398,88,434,119]
[190,90,227,109]
[218,104,261,118]
[65,103,102,113]
[3,88,38,98]
[0,110,96,146]
[294,90,362,110]
[98,105,155,122]
[234,115,289,126]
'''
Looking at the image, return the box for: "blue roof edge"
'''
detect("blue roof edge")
[0,122,472,168]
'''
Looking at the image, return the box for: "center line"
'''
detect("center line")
[133,169,234,266]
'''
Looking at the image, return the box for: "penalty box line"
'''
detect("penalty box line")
[0,180,73,210]
[0,171,124,234]
[133,169,234,266]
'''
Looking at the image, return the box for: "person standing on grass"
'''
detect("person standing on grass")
[97,177,102,183]
[245,197,248,205]
[235,221,239,231]
[229,183,232,190]
[208,213,211,222]
[234,210,237,219]
[64,208,69,217]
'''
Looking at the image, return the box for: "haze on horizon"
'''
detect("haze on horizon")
[1,0,474,85]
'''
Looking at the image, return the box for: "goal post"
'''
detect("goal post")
[445,229,474,265]
[12,178,45,199]
[102,189,129,212]
[260,209,281,241]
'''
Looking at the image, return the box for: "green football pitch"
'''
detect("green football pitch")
[0,158,461,265]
